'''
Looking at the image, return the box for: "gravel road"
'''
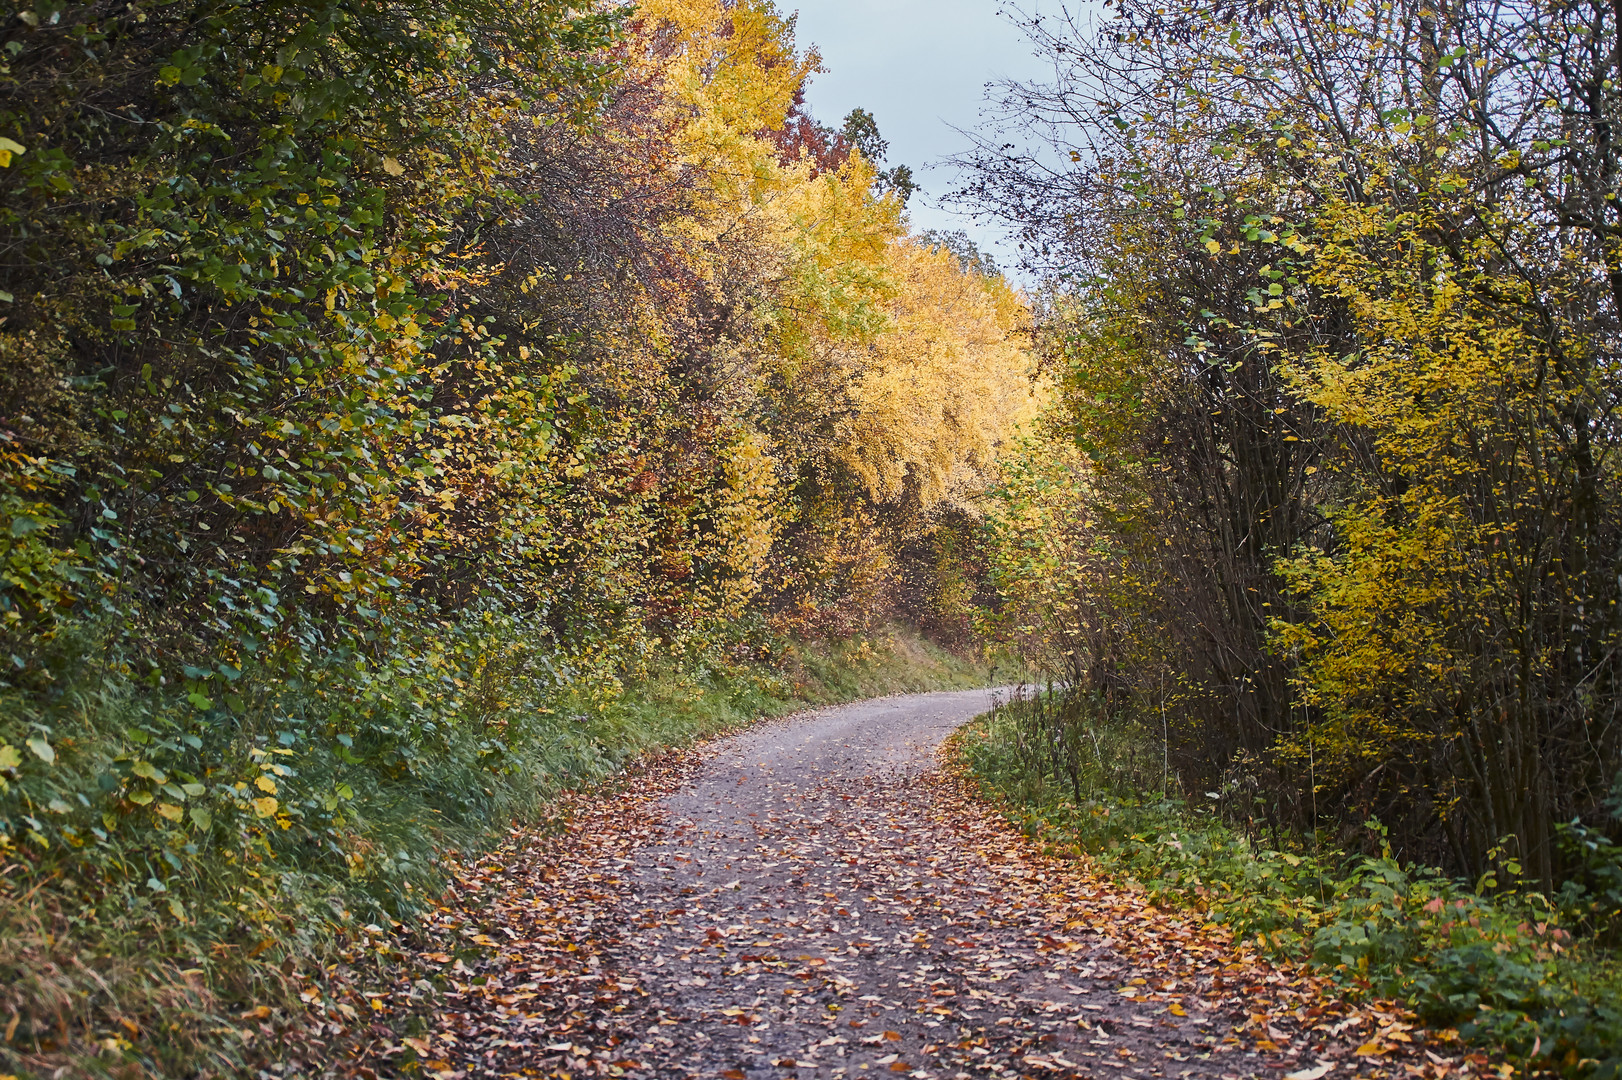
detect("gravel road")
[602,690,1308,1079]
[402,690,1425,1080]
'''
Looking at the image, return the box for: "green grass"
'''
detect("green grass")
[0,618,994,1079]
[956,687,1622,1079]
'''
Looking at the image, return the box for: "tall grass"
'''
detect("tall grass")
[958,686,1622,1078]
[0,617,993,1078]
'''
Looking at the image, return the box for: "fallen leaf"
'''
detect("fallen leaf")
[1286,1063,1334,1080]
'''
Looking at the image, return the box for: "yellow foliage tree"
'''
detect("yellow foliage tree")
[843,240,1040,515]
[1275,188,1608,885]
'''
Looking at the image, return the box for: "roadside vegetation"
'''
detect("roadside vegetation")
[2,622,989,1077]
[962,690,1622,1075]
[954,0,1622,1074]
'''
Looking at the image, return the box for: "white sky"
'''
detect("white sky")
[787,1,1051,273]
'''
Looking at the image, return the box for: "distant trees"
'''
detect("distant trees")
[965,0,1622,885]
[840,107,918,204]
[919,230,1003,280]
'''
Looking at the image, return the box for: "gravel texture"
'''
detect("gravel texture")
[380,690,1456,1080]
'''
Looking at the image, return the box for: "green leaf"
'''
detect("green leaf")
[26,737,54,765]
[10,514,48,537]
[189,807,213,830]
[131,760,166,782]
[0,744,20,771]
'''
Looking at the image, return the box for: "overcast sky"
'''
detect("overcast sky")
[787,1,1051,273]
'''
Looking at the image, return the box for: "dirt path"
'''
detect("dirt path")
[364,691,1472,1080]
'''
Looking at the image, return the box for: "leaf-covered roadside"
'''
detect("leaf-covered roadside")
[0,628,991,1078]
[321,702,1502,1080]
[330,743,706,1078]
[961,694,1617,1077]
[936,745,1495,1080]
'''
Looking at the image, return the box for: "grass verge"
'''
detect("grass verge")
[0,620,993,1079]
[955,687,1622,1079]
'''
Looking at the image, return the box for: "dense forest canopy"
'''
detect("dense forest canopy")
[0,0,1033,675]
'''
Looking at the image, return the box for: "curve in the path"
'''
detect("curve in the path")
[399,690,1436,1080]
[609,690,1284,1079]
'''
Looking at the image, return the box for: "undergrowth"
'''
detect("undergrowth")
[957,686,1622,1079]
[0,618,991,1078]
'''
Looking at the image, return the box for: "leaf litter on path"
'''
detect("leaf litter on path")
[329,692,1503,1080]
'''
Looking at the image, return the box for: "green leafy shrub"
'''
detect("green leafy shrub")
[0,617,990,1075]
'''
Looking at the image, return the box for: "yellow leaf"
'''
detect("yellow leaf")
[382,157,405,177]
[1355,1042,1384,1056]
[1168,1003,1188,1016]
[255,774,277,793]
[155,802,184,822]
[252,796,279,818]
